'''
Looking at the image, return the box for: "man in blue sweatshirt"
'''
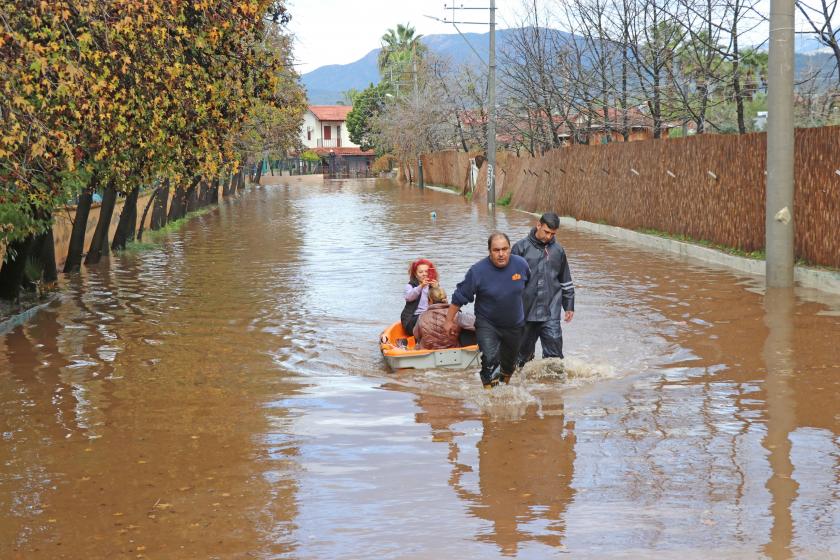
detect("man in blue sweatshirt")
[444,232,530,388]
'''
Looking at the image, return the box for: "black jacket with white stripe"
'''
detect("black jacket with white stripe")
[511,228,575,322]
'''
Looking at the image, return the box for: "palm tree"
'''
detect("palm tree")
[377,23,427,79]
[738,48,768,98]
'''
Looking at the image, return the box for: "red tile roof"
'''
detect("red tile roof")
[312,147,375,156]
[309,105,353,122]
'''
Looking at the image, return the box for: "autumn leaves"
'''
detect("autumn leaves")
[0,1,305,299]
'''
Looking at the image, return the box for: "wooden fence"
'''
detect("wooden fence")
[421,126,840,269]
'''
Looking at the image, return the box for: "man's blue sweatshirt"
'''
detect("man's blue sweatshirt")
[452,255,530,328]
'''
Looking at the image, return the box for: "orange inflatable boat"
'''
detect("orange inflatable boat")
[379,322,481,371]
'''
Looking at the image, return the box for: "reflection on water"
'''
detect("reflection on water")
[762,288,797,560]
[455,407,575,556]
[1,177,839,558]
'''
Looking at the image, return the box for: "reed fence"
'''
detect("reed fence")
[421,126,840,269]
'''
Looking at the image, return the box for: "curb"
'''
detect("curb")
[0,293,61,336]
[423,183,840,295]
[543,213,840,295]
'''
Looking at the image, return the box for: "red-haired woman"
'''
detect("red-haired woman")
[400,259,439,334]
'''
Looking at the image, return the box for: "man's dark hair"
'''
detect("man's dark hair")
[540,212,560,229]
[487,231,510,250]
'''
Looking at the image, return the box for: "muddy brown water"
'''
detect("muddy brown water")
[1,177,838,559]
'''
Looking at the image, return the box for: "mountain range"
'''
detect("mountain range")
[300,29,524,105]
[300,29,839,105]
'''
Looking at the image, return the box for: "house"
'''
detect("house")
[300,105,375,176]
[458,106,666,153]
[571,107,665,144]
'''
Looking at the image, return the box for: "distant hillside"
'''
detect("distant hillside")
[300,29,839,105]
[301,49,381,106]
[300,28,537,105]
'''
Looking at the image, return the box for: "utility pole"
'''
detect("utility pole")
[765,0,795,287]
[487,0,496,211]
[430,3,496,210]
[413,46,424,189]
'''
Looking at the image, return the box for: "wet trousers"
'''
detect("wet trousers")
[517,319,564,364]
[475,317,524,384]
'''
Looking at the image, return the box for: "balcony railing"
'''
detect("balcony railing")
[317,138,342,148]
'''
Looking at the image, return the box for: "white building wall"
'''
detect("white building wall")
[339,122,353,148]
[300,110,319,149]
[299,108,362,151]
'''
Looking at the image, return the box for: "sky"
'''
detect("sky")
[285,1,816,76]
[286,0,521,74]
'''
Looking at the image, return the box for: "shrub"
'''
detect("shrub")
[301,150,321,163]
[371,154,393,174]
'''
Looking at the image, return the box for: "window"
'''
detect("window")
[307,127,312,141]
[323,125,331,140]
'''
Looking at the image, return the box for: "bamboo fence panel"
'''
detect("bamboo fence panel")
[421,125,840,268]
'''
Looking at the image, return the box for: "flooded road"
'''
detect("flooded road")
[1,177,838,559]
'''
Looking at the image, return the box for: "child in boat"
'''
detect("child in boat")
[414,286,476,350]
[401,259,438,334]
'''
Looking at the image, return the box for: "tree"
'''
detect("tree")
[797,0,840,86]
[377,23,426,72]
[346,83,390,151]
[377,22,428,94]
[0,0,304,299]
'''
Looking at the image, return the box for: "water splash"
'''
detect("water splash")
[520,356,617,388]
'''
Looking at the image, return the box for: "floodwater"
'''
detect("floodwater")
[1,177,838,559]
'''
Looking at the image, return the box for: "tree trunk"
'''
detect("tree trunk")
[0,235,36,301]
[732,11,746,134]
[185,178,200,213]
[151,180,169,230]
[254,161,263,185]
[222,173,231,197]
[84,182,118,265]
[454,108,470,152]
[621,34,630,142]
[64,186,95,273]
[206,178,217,205]
[35,223,58,285]
[111,186,140,251]
[210,177,220,204]
[196,181,206,208]
[222,173,233,197]
[167,184,185,222]
[652,68,662,139]
[22,220,57,290]
[697,85,708,134]
[137,187,159,241]
[203,179,212,205]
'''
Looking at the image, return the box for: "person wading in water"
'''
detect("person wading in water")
[512,212,575,365]
[444,232,529,389]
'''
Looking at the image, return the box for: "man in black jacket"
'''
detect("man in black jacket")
[511,212,575,364]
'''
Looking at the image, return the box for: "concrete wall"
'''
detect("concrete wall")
[50,189,170,270]
[1,187,179,270]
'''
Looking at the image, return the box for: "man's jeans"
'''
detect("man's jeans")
[518,319,564,365]
[475,317,524,384]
